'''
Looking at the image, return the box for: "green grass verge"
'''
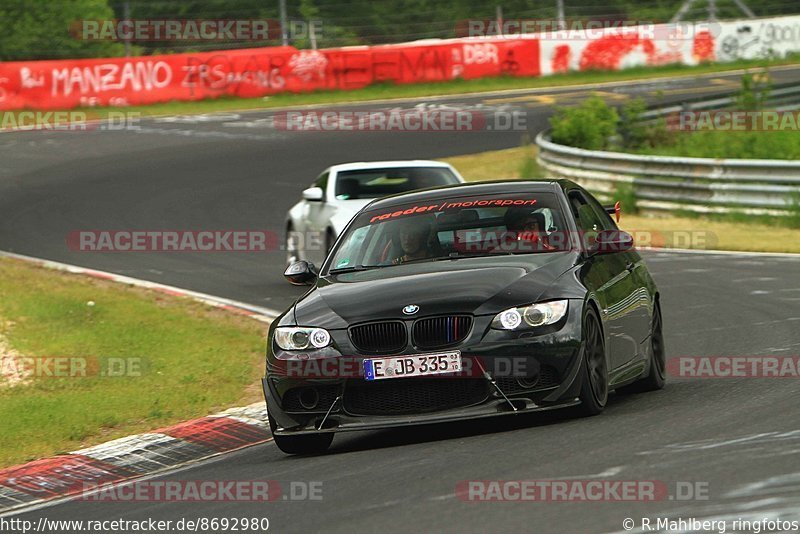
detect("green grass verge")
[0,257,267,468]
[68,55,800,119]
[439,146,800,253]
[440,144,543,182]
[636,129,800,160]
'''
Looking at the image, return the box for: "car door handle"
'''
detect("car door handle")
[626,261,636,272]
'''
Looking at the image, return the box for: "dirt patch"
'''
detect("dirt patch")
[0,320,31,388]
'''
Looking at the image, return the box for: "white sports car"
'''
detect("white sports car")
[284,160,465,266]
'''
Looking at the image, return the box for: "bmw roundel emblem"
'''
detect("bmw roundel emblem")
[402,304,420,315]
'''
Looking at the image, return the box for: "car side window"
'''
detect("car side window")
[583,193,618,231]
[568,189,612,251]
[568,190,604,233]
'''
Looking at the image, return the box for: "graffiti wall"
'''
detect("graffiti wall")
[715,16,800,62]
[539,15,800,76]
[0,38,539,110]
[0,15,798,110]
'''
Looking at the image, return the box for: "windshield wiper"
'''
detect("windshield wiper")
[433,251,514,261]
[328,264,379,274]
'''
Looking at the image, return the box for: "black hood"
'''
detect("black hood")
[293,252,579,329]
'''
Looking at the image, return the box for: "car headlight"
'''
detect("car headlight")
[491,300,568,330]
[274,327,332,350]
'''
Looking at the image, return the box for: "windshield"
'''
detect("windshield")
[334,167,460,200]
[327,192,569,272]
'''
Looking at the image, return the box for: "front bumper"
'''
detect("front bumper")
[264,301,586,435]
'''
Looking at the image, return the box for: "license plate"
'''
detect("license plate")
[363,351,462,381]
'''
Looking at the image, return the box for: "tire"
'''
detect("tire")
[268,411,333,455]
[576,306,608,416]
[285,224,299,267]
[617,302,666,394]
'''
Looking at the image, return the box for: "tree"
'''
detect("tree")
[0,0,124,60]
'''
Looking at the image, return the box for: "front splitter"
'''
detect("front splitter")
[272,397,582,435]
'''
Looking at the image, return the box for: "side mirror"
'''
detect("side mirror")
[284,260,318,286]
[302,187,324,202]
[595,230,634,254]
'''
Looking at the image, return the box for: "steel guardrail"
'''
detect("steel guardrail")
[535,83,800,215]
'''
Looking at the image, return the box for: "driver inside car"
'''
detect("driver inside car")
[392,218,434,264]
[502,208,557,252]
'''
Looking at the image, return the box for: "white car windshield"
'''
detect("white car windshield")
[335,167,460,200]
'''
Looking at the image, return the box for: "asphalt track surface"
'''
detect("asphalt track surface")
[3,67,800,533]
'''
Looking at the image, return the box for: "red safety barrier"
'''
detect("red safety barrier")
[0,38,540,110]
[3,15,800,111]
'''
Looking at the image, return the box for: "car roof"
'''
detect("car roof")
[328,160,454,172]
[364,179,574,211]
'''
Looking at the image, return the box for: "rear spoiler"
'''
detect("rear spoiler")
[604,201,621,223]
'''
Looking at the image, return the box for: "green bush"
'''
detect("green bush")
[618,98,649,149]
[614,182,639,215]
[737,70,772,111]
[550,72,791,158]
[549,96,619,151]
[638,130,800,160]
[617,98,678,150]
[615,73,798,160]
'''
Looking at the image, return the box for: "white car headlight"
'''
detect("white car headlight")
[275,327,332,350]
[491,300,568,330]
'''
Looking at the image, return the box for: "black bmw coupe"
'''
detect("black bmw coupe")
[263,179,665,454]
